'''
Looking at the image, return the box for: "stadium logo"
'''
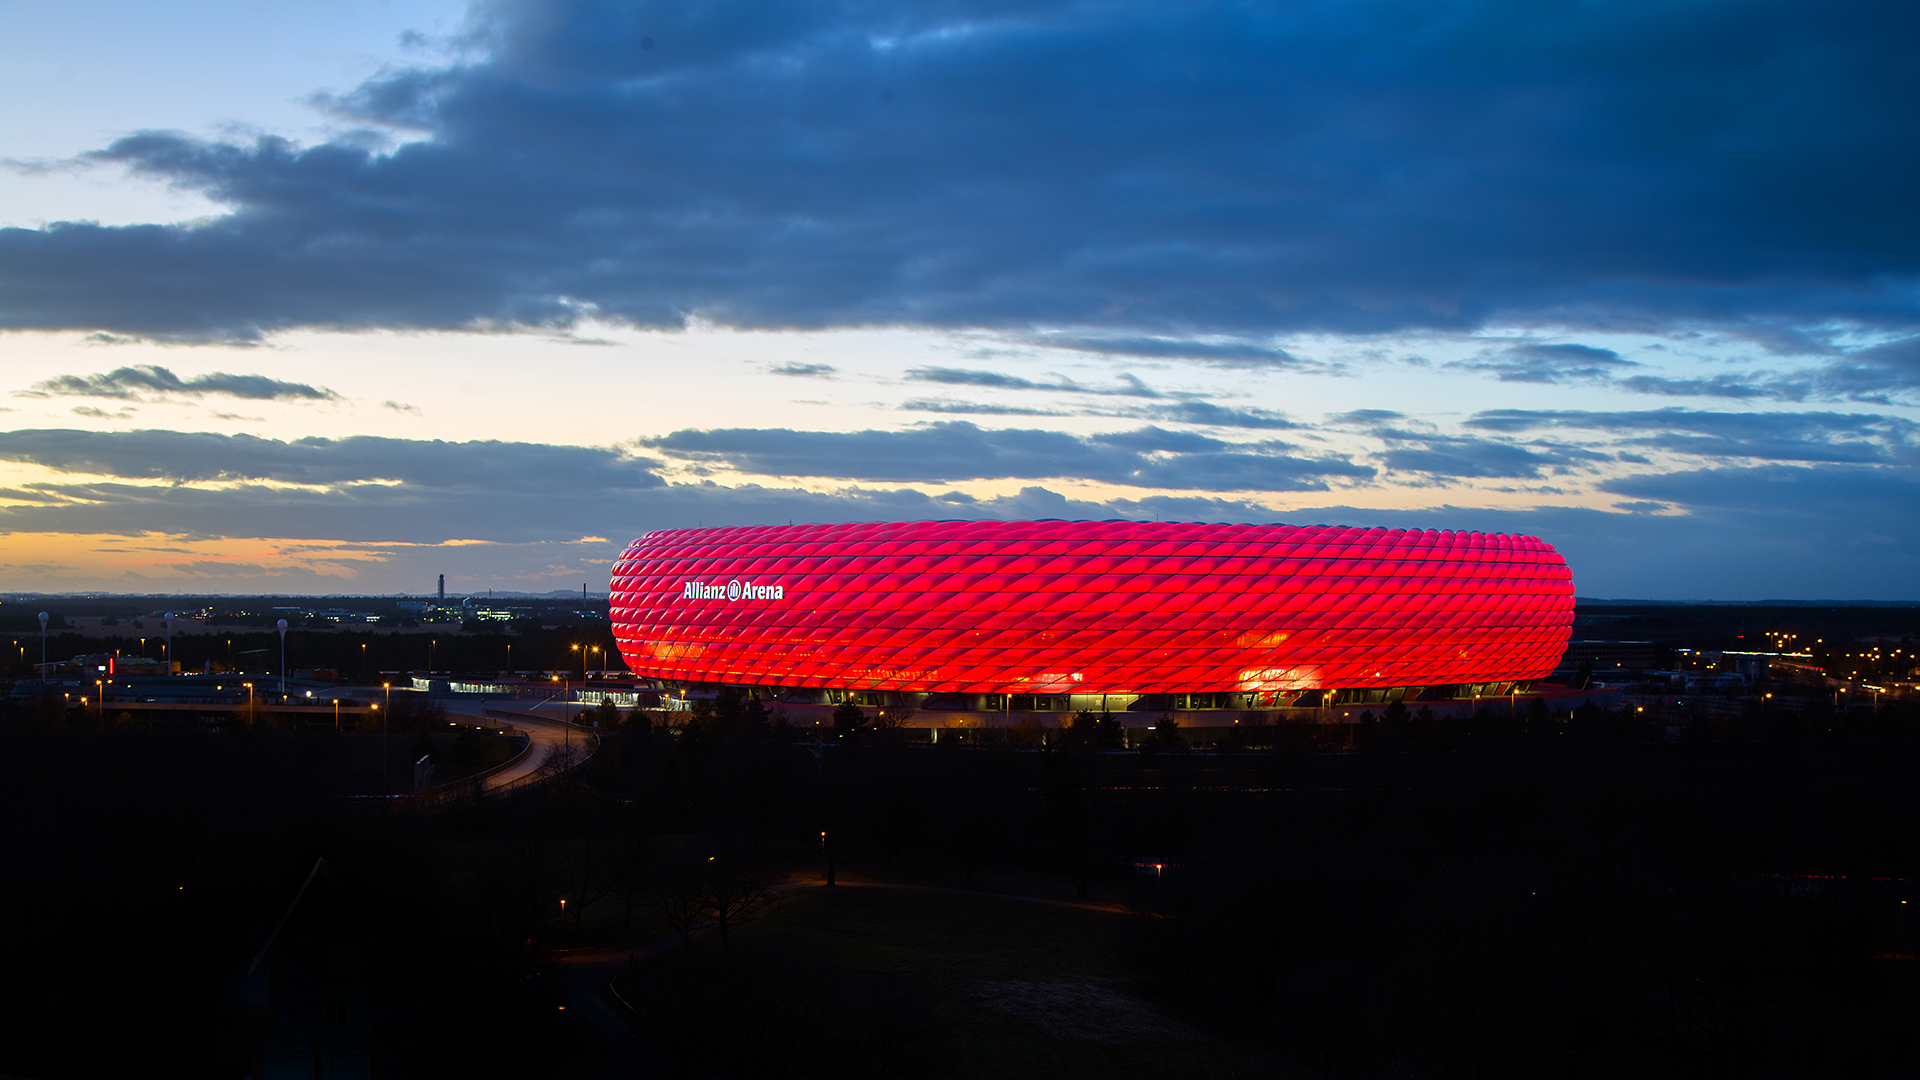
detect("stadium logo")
[682,579,785,601]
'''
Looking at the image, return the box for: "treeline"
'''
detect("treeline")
[4,625,624,680]
[3,691,1918,1077]
[590,699,1920,1077]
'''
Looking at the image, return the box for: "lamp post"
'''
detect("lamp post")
[385,680,397,791]
[590,645,601,677]
[96,678,104,721]
[333,698,340,732]
[382,682,392,793]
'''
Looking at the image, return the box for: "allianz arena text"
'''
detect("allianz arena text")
[610,520,1574,713]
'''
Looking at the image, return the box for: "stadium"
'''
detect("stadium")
[608,520,1576,726]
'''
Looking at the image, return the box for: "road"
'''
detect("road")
[440,698,596,795]
[544,946,652,1079]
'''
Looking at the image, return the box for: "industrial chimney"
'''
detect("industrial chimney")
[438,574,445,602]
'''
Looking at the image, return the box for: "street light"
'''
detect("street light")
[333,698,340,732]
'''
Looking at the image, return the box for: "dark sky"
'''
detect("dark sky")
[0,0,1916,597]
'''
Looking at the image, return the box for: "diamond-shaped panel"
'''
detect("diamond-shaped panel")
[610,520,1575,694]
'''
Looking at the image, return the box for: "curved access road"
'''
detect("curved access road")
[440,698,595,795]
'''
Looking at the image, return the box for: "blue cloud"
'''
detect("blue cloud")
[1465,408,1916,464]
[0,425,1912,598]
[769,362,836,377]
[904,367,1161,397]
[24,364,337,401]
[642,420,1372,490]
[0,428,666,491]
[1449,343,1639,384]
[0,0,1914,340]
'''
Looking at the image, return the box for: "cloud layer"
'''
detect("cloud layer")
[0,0,1915,346]
[0,423,1911,596]
[23,364,336,401]
[643,420,1372,490]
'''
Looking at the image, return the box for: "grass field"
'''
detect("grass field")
[616,884,1258,1080]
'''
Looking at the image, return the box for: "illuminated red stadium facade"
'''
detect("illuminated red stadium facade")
[609,520,1575,719]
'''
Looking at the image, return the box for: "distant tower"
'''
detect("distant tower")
[438,574,445,602]
[582,582,588,604]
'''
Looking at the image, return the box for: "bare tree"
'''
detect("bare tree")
[871,705,913,743]
[643,870,709,952]
[557,829,618,938]
[537,737,586,779]
[870,779,925,871]
[608,804,652,930]
[955,792,1004,888]
[700,851,776,947]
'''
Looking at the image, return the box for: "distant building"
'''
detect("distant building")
[68,653,178,676]
[1557,640,1658,673]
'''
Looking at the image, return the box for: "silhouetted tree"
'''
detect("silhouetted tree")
[1147,714,1181,751]
[713,687,770,737]
[832,702,867,739]
[1070,708,1126,749]
[557,826,616,938]
[1526,695,1553,740]
[643,867,708,952]
[700,846,776,947]
[870,777,925,870]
